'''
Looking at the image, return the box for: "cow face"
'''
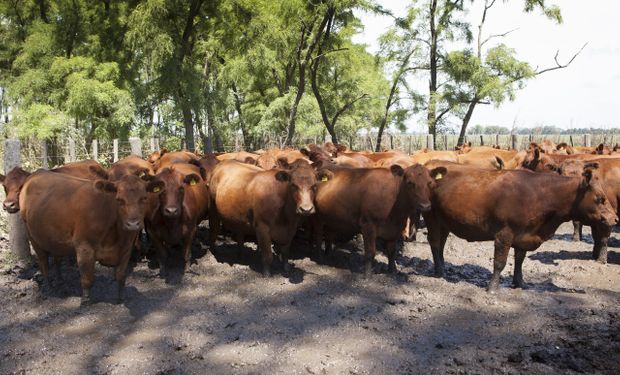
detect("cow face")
[0,167,31,213]
[521,147,558,173]
[275,163,318,216]
[96,175,164,231]
[395,164,441,213]
[152,168,202,219]
[575,166,618,226]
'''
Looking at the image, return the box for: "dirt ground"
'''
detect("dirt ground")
[0,220,618,375]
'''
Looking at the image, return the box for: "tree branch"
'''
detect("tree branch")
[312,47,348,61]
[481,28,519,48]
[535,42,588,75]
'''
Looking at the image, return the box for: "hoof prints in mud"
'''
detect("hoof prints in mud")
[0,222,618,374]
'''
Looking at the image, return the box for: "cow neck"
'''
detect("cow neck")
[282,184,299,224]
[549,176,584,223]
[389,178,414,225]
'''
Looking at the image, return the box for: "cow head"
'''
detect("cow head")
[275,160,319,216]
[147,148,168,164]
[521,146,558,173]
[0,167,31,213]
[95,175,164,231]
[573,165,618,226]
[392,164,444,213]
[151,167,203,219]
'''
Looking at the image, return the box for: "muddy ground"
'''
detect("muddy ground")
[0,220,618,375]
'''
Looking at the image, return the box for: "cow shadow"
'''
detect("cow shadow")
[529,250,620,266]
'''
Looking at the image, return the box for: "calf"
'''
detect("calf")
[209,159,319,275]
[19,172,163,304]
[146,164,209,275]
[313,164,441,275]
[422,162,617,292]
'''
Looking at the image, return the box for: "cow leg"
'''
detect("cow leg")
[75,245,96,305]
[572,221,582,242]
[488,238,511,293]
[512,248,527,289]
[255,224,273,277]
[208,209,221,250]
[152,237,168,277]
[425,214,445,277]
[277,242,292,274]
[591,223,610,264]
[386,240,398,274]
[360,220,377,277]
[324,231,335,256]
[53,256,63,285]
[114,249,132,304]
[35,251,50,285]
[313,221,325,260]
[182,227,197,273]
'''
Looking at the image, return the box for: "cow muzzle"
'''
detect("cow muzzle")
[124,219,143,231]
[297,205,316,216]
[416,202,432,213]
[3,201,19,214]
[163,206,180,218]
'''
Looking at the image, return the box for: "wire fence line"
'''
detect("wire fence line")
[0,132,614,173]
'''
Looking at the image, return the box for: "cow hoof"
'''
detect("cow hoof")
[572,235,580,242]
[262,266,271,278]
[80,297,92,307]
[486,284,500,294]
[387,264,397,274]
[595,257,607,265]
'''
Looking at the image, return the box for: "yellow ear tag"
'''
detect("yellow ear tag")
[435,173,443,180]
[153,186,161,193]
[321,176,328,182]
[190,179,197,186]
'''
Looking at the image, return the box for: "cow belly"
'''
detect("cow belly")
[96,245,126,267]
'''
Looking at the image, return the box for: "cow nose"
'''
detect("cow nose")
[125,219,142,231]
[417,202,432,212]
[3,201,17,213]
[164,207,179,217]
[297,205,315,216]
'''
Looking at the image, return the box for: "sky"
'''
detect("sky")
[352,0,620,133]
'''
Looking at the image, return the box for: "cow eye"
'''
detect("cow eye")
[596,196,605,204]
[311,184,318,192]
[291,184,299,191]
[116,198,126,206]
[179,186,185,193]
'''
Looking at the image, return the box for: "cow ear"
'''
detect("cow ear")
[390,165,404,177]
[494,156,505,170]
[134,168,149,178]
[147,180,165,194]
[89,165,108,179]
[188,158,201,167]
[184,173,201,186]
[0,174,4,183]
[275,170,290,182]
[317,169,334,182]
[581,168,594,189]
[95,180,117,193]
[276,157,290,169]
[533,147,540,161]
[198,167,207,181]
[311,160,323,169]
[160,148,168,156]
[545,164,560,173]
[299,148,310,157]
[244,156,257,166]
[430,167,447,180]
[336,144,348,153]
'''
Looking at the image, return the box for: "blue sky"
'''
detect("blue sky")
[353,0,620,132]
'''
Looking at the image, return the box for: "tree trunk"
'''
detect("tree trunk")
[181,103,195,152]
[457,100,477,146]
[427,0,438,148]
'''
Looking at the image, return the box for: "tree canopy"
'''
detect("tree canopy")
[0,0,577,152]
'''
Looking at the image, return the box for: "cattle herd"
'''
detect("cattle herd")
[0,139,618,305]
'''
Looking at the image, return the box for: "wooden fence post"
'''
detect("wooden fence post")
[495,134,499,147]
[443,134,448,151]
[68,138,76,162]
[480,135,484,146]
[511,134,518,150]
[149,138,157,153]
[584,134,592,148]
[129,137,142,157]
[408,135,413,154]
[426,134,434,151]
[4,139,31,263]
[113,139,119,162]
[41,140,48,169]
[91,140,98,161]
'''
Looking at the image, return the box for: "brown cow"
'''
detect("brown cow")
[209,159,319,275]
[559,158,620,262]
[255,148,309,170]
[154,151,201,171]
[1,160,109,213]
[146,163,209,275]
[108,155,155,181]
[215,151,260,165]
[147,148,168,164]
[190,153,220,183]
[312,164,441,275]
[19,171,163,304]
[422,162,617,292]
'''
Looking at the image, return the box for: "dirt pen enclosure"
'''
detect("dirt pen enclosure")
[0,211,618,374]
